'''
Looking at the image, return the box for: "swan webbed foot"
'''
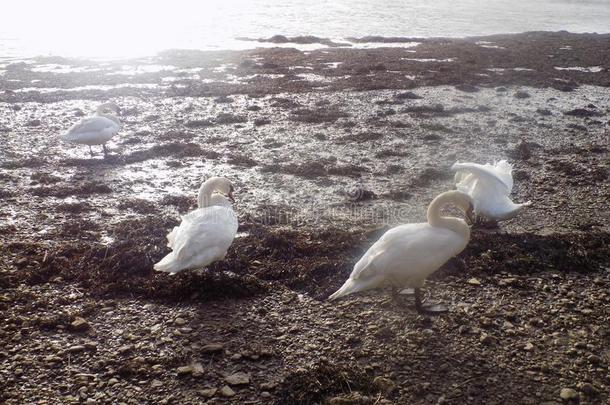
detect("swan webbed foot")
[414,288,448,315]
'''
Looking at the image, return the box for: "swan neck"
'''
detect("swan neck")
[197,182,215,208]
[96,112,120,125]
[427,193,470,237]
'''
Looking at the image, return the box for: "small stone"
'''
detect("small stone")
[587,355,602,365]
[373,376,396,394]
[220,385,235,397]
[524,342,534,351]
[177,366,193,376]
[467,278,481,286]
[480,333,495,345]
[260,382,278,391]
[108,378,119,386]
[174,318,187,326]
[191,362,204,377]
[69,317,90,332]
[199,388,217,398]
[328,392,366,404]
[151,380,163,388]
[117,345,132,355]
[225,372,250,386]
[201,343,224,354]
[559,388,578,400]
[577,382,598,396]
[44,355,61,363]
[68,345,86,353]
[84,341,98,351]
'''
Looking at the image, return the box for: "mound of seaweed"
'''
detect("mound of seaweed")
[276,361,378,405]
[3,216,267,301]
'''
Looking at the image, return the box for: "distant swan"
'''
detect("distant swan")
[452,160,531,223]
[60,102,121,156]
[154,177,237,275]
[329,190,474,314]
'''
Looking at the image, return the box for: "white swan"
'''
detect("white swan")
[154,177,238,275]
[60,102,121,156]
[329,190,473,313]
[452,160,531,222]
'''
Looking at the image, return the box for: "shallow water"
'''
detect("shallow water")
[1,0,609,59]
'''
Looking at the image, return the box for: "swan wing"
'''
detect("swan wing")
[61,116,119,143]
[160,206,237,272]
[452,161,511,194]
[493,160,514,191]
[352,223,466,284]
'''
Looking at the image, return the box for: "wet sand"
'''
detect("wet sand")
[1,31,609,404]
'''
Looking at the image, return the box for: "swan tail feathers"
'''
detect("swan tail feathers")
[328,279,358,301]
[153,253,182,274]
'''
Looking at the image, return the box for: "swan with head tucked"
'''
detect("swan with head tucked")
[154,177,238,275]
[452,160,531,223]
[60,102,121,157]
[329,190,474,314]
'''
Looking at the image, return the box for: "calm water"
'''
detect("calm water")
[2,0,609,59]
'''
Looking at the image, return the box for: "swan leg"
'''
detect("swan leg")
[89,145,95,156]
[414,288,448,314]
[102,144,108,157]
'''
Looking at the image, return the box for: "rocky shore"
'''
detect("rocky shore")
[1,31,609,404]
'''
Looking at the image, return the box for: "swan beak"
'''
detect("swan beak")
[465,205,476,226]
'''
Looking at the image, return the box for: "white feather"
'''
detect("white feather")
[452,160,530,221]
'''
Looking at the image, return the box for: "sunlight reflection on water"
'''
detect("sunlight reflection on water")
[1,0,609,59]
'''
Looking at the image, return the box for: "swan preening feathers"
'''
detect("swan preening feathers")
[452,160,531,222]
[154,177,238,275]
[60,102,121,156]
[329,190,474,314]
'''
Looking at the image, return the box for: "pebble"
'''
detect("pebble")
[201,343,224,353]
[69,317,90,332]
[260,382,278,391]
[219,385,235,397]
[67,345,86,353]
[176,366,193,376]
[373,376,396,394]
[559,388,578,400]
[225,372,250,386]
[192,362,204,377]
[108,378,119,386]
[174,318,187,326]
[577,382,598,396]
[117,345,133,355]
[587,355,602,365]
[199,388,217,398]
[480,333,495,345]
[467,278,481,285]
[524,342,534,351]
[151,380,163,388]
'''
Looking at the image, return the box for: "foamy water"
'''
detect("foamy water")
[1,0,609,59]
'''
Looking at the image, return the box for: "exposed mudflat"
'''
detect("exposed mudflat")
[1,32,609,404]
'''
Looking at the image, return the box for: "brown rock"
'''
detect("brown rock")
[220,385,235,397]
[373,376,396,394]
[69,317,90,332]
[225,372,250,386]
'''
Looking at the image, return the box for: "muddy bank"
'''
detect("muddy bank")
[1,31,610,404]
